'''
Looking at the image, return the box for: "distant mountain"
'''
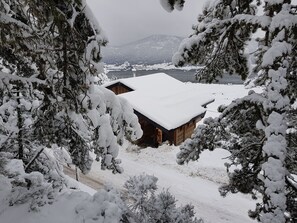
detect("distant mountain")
[101,35,184,65]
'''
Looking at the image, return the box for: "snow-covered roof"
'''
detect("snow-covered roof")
[105,73,214,130]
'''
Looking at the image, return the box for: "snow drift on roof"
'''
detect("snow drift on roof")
[105,73,214,130]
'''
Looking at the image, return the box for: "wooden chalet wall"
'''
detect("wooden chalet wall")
[136,111,204,147]
[172,119,198,145]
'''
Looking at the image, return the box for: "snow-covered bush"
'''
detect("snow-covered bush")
[75,188,129,223]
[123,174,203,223]
[0,154,65,211]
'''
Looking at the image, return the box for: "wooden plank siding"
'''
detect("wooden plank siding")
[173,118,201,145]
[174,126,185,146]
[184,120,196,139]
[136,111,204,147]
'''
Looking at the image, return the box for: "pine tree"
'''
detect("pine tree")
[167,0,297,222]
[0,0,50,165]
[172,0,256,82]
[123,174,203,223]
[0,0,142,208]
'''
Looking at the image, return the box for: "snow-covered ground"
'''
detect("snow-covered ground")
[88,83,261,223]
[0,83,261,223]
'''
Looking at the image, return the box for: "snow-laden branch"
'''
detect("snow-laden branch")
[0,71,45,84]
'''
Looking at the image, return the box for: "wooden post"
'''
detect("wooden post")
[156,128,162,146]
[75,166,79,182]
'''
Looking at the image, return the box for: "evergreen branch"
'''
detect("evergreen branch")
[286,176,297,193]
[25,148,45,172]
[0,71,45,84]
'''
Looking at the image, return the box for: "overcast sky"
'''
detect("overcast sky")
[87,0,207,46]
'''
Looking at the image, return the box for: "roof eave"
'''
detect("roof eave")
[135,109,207,133]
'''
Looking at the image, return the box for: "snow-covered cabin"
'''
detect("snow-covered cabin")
[105,73,214,146]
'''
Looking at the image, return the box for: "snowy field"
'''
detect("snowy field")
[0,83,261,223]
[88,83,261,223]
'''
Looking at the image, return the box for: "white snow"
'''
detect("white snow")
[105,73,214,130]
[88,83,260,223]
[0,188,124,223]
[0,83,261,223]
[89,145,255,223]
[262,42,292,67]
